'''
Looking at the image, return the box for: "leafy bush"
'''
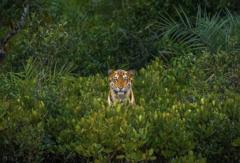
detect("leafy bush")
[1,1,240,162]
[0,51,239,162]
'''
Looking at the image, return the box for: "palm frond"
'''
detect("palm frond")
[158,6,240,56]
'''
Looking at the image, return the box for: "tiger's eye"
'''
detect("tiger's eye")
[112,77,118,82]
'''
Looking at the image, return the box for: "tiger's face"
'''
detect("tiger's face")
[108,69,134,99]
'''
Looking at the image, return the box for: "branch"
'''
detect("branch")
[0,49,5,62]
[0,4,29,48]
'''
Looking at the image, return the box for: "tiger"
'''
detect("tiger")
[108,69,135,106]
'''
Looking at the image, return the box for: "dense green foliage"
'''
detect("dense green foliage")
[1,0,240,162]
[1,52,240,162]
[1,0,240,74]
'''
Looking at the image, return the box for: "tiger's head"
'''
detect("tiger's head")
[108,69,135,101]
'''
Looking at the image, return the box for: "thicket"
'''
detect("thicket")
[0,0,240,162]
[0,51,240,162]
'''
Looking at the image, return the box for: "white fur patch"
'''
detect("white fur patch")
[117,92,124,95]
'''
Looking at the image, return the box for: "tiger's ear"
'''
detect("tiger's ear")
[108,69,114,75]
[128,70,135,76]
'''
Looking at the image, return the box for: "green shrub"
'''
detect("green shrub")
[1,51,240,162]
[0,78,45,162]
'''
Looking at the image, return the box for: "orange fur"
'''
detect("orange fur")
[108,69,135,106]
